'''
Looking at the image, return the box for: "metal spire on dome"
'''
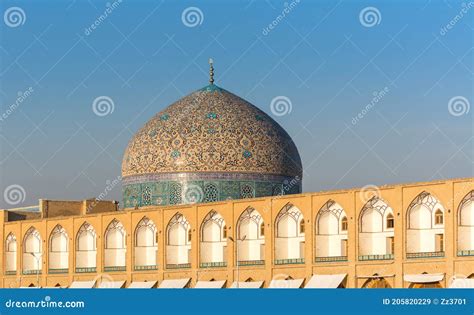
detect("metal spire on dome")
[209,58,214,85]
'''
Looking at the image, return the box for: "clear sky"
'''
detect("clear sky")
[0,0,472,208]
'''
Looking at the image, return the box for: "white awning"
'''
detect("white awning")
[98,280,125,288]
[449,279,474,288]
[194,280,226,288]
[304,274,347,288]
[69,280,96,288]
[128,281,157,288]
[404,274,444,283]
[269,278,304,288]
[159,278,191,289]
[230,281,264,288]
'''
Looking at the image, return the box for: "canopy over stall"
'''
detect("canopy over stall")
[304,274,347,288]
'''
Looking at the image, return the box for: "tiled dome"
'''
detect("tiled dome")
[121,83,302,208]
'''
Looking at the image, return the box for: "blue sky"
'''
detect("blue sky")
[0,0,472,208]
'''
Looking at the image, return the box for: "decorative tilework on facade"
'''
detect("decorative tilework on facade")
[121,83,302,207]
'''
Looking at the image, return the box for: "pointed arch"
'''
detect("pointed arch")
[315,200,348,260]
[22,227,42,274]
[236,207,265,263]
[166,212,191,267]
[75,222,97,272]
[134,216,157,269]
[5,233,17,273]
[406,191,445,257]
[362,276,391,288]
[274,203,305,263]
[458,190,474,254]
[201,210,226,241]
[104,219,126,271]
[200,210,227,267]
[359,197,395,259]
[48,225,68,272]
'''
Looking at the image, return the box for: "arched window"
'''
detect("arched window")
[240,184,254,199]
[166,213,191,267]
[200,211,227,266]
[169,183,182,205]
[386,214,394,229]
[204,184,219,203]
[134,217,157,270]
[407,192,445,256]
[142,186,152,206]
[23,227,42,274]
[359,197,395,259]
[223,225,228,239]
[236,207,265,263]
[299,220,305,234]
[435,209,443,225]
[76,222,97,272]
[274,204,305,262]
[315,200,348,260]
[458,190,474,253]
[5,233,17,273]
[49,225,68,272]
[341,216,348,231]
[104,219,126,271]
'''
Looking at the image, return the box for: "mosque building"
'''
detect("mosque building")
[0,61,473,289]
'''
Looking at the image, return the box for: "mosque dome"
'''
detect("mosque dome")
[121,62,302,208]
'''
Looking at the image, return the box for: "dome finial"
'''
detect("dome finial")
[209,58,214,85]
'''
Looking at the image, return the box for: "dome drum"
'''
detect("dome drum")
[122,174,301,208]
